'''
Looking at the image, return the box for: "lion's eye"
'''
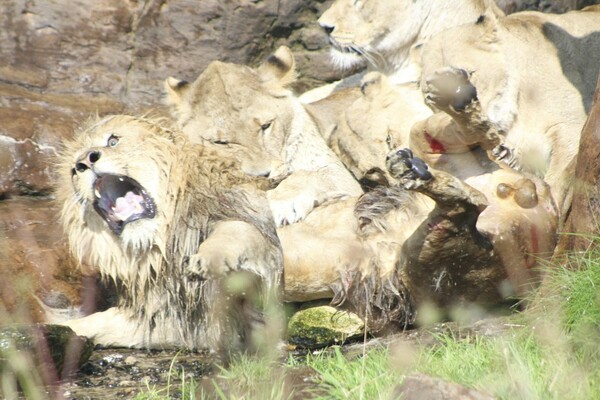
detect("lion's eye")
[107,134,120,147]
[212,139,229,145]
[260,121,272,131]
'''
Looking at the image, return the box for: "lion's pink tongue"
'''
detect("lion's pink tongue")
[112,191,145,221]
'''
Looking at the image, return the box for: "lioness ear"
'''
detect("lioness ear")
[475,9,501,45]
[164,77,190,106]
[360,71,384,99]
[258,46,297,87]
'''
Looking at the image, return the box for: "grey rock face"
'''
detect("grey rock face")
[0,0,338,197]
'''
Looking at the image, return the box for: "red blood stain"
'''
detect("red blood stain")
[530,225,539,254]
[424,130,446,153]
[526,225,540,268]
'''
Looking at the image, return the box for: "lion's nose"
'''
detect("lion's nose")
[75,150,101,172]
[319,22,335,35]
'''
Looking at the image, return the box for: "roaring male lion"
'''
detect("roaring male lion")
[417,7,600,219]
[299,0,504,102]
[165,46,363,227]
[55,115,283,355]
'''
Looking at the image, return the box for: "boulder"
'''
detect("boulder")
[497,0,600,13]
[287,305,365,348]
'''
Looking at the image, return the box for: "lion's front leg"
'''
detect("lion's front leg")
[386,147,488,212]
[184,220,283,354]
[184,221,280,282]
[60,307,151,348]
[267,169,361,226]
[422,67,503,152]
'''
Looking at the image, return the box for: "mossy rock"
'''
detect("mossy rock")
[0,324,94,378]
[287,306,365,348]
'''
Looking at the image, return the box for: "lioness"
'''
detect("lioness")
[165,46,363,226]
[300,0,504,103]
[163,49,557,330]
[418,7,600,218]
[280,142,558,328]
[55,115,283,355]
[328,72,433,189]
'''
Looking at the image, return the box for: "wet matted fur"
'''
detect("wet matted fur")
[55,115,283,355]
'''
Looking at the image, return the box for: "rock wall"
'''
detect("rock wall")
[0,0,339,198]
[497,0,599,13]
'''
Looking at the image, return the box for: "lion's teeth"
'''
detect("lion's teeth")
[94,188,101,199]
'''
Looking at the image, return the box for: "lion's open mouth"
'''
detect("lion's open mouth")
[92,175,157,235]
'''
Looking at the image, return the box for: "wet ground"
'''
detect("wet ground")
[61,348,215,399]
[54,315,519,399]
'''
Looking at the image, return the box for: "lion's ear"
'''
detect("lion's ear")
[258,46,297,87]
[475,9,501,45]
[164,77,190,106]
[360,72,384,99]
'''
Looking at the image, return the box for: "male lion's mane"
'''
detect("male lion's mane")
[56,115,281,351]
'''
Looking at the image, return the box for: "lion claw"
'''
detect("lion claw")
[386,147,433,184]
[183,255,209,281]
[491,144,519,169]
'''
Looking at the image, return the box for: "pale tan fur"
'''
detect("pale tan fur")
[419,6,600,219]
[165,46,363,227]
[162,50,558,330]
[329,72,432,188]
[299,0,503,103]
[55,115,283,354]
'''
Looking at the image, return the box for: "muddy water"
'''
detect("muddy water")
[60,348,214,399]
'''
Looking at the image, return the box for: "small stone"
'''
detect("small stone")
[287,305,365,348]
[124,356,137,365]
[102,353,124,365]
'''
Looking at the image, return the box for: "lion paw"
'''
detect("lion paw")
[267,190,316,226]
[424,67,478,113]
[386,148,433,189]
[183,251,238,281]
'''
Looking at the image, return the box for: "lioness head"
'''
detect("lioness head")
[318,0,413,70]
[165,46,298,178]
[318,0,500,73]
[332,72,431,188]
[57,115,180,250]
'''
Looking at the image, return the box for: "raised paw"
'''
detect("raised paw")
[424,67,478,113]
[386,147,433,188]
[183,250,239,282]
